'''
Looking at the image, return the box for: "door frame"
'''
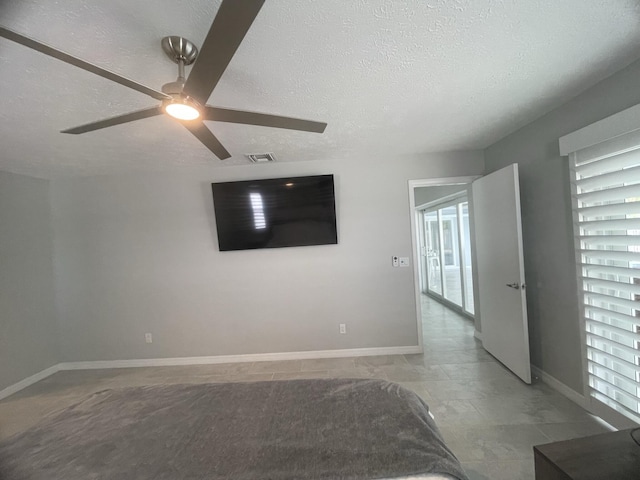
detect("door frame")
[408,176,481,351]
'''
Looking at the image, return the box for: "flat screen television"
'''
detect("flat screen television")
[211,174,337,251]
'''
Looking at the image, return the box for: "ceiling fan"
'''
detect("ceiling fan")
[0,0,327,160]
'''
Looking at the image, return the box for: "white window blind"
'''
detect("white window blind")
[571,131,640,425]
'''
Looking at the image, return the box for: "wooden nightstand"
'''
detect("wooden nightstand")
[533,429,640,479]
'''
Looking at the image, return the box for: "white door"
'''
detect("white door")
[472,163,531,383]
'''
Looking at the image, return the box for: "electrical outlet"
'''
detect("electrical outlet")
[339,323,347,334]
[392,256,399,267]
[145,333,153,344]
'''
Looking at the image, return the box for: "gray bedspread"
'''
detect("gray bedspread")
[0,378,468,480]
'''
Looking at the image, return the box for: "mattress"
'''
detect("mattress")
[0,378,468,479]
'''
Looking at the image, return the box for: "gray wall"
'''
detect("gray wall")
[0,171,58,391]
[484,58,640,394]
[415,184,470,207]
[51,151,484,362]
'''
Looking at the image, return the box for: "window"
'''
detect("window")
[569,130,640,425]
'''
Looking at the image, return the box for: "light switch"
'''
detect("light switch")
[399,257,410,267]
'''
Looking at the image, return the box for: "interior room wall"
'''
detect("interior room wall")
[414,184,470,207]
[483,57,640,395]
[0,171,58,392]
[50,151,484,362]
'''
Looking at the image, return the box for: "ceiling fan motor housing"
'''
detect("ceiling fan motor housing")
[161,80,186,96]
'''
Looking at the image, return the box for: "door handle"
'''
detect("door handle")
[506,282,525,290]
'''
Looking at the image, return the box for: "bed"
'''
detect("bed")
[0,378,468,479]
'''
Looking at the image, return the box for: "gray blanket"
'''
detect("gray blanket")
[0,378,468,480]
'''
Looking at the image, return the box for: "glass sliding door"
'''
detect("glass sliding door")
[424,210,442,295]
[420,194,475,317]
[460,202,475,314]
[441,205,462,307]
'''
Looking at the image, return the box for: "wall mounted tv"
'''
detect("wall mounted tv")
[211,174,337,251]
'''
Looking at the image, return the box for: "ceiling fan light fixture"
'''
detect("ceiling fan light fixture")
[1,1,326,162]
[163,97,201,121]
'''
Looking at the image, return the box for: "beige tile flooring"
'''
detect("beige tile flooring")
[0,296,610,479]
[417,296,610,479]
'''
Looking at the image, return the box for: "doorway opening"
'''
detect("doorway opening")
[419,190,475,316]
[408,176,480,350]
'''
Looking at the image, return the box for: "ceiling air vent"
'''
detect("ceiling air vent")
[246,153,277,163]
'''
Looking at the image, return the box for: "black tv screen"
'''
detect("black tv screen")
[211,175,337,251]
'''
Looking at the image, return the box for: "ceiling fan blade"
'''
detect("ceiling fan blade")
[204,107,327,133]
[0,26,170,101]
[183,0,265,105]
[61,107,163,134]
[183,122,231,160]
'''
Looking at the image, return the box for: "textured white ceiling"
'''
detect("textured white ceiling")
[1,0,640,177]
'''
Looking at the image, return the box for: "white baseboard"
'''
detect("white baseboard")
[0,364,61,401]
[0,346,422,399]
[530,365,588,409]
[58,345,423,371]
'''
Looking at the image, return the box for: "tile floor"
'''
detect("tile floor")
[415,296,611,479]
[0,295,611,479]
